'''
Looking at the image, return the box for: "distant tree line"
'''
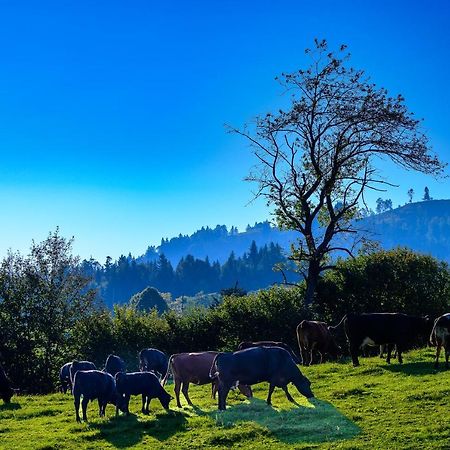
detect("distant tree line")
[81,241,295,307]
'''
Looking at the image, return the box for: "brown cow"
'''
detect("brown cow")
[430,313,450,368]
[297,320,340,365]
[162,351,252,408]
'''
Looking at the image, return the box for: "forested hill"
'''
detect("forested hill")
[137,200,450,266]
[362,199,450,263]
[137,222,298,266]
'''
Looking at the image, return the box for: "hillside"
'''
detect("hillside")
[137,200,450,266]
[1,348,448,449]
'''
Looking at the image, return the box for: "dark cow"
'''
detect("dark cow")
[104,354,125,377]
[237,341,301,365]
[139,348,168,379]
[296,320,340,365]
[116,371,171,415]
[73,370,125,422]
[330,313,431,367]
[70,360,96,384]
[210,347,313,410]
[162,351,252,408]
[430,313,450,368]
[59,362,72,394]
[0,362,14,404]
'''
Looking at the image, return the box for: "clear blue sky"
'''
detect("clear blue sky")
[0,0,449,262]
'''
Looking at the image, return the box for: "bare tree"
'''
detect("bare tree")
[231,40,445,307]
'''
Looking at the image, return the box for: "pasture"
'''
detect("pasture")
[0,348,448,449]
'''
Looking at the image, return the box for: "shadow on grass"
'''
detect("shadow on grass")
[88,410,188,448]
[208,397,360,445]
[0,402,21,412]
[382,361,440,376]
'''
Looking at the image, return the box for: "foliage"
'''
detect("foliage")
[316,247,450,323]
[0,230,96,392]
[129,286,168,314]
[232,39,445,307]
[1,348,449,449]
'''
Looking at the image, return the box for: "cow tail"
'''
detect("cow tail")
[328,314,347,332]
[429,318,439,346]
[209,353,221,380]
[161,355,174,387]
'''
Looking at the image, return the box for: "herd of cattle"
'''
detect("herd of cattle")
[0,312,449,422]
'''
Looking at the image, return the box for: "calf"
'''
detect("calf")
[430,313,450,368]
[104,354,125,377]
[73,370,124,422]
[139,348,168,379]
[163,351,252,408]
[331,313,431,367]
[70,360,96,384]
[296,320,340,365]
[116,371,171,415]
[0,362,14,404]
[210,347,313,410]
[59,362,72,394]
[237,341,301,364]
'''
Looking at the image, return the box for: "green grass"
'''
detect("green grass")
[1,348,449,449]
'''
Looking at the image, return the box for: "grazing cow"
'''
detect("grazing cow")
[330,313,432,367]
[70,360,96,384]
[296,320,340,365]
[430,313,450,368]
[0,362,14,404]
[116,371,172,415]
[104,354,125,377]
[59,362,72,394]
[139,348,168,379]
[210,347,313,410]
[237,341,301,364]
[73,370,125,422]
[162,351,252,408]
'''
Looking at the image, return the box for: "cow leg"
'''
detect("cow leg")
[145,396,151,414]
[397,346,403,364]
[74,395,81,423]
[309,349,314,366]
[81,397,89,422]
[141,394,146,414]
[181,382,193,406]
[386,344,392,364]
[444,341,449,369]
[300,347,308,366]
[266,383,275,406]
[218,382,231,411]
[350,343,360,367]
[434,341,442,368]
[174,379,182,408]
[318,351,324,364]
[282,385,295,403]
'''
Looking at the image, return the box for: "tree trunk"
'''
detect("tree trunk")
[304,261,320,307]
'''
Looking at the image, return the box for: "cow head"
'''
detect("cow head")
[1,387,14,404]
[294,373,314,399]
[237,383,253,398]
[159,390,172,410]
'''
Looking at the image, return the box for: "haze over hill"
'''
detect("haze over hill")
[137,199,450,266]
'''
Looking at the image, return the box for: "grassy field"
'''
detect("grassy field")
[1,348,449,449]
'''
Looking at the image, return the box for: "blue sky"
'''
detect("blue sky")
[0,0,449,261]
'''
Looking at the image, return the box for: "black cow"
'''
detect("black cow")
[139,348,168,379]
[59,362,72,394]
[70,360,96,384]
[237,341,301,364]
[430,313,450,368]
[0,362,14,404]
[104,354,125,377]
[210,347,313,410]
[330,313,431,367]
[73,370,125,422]
[115,371,171,415]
